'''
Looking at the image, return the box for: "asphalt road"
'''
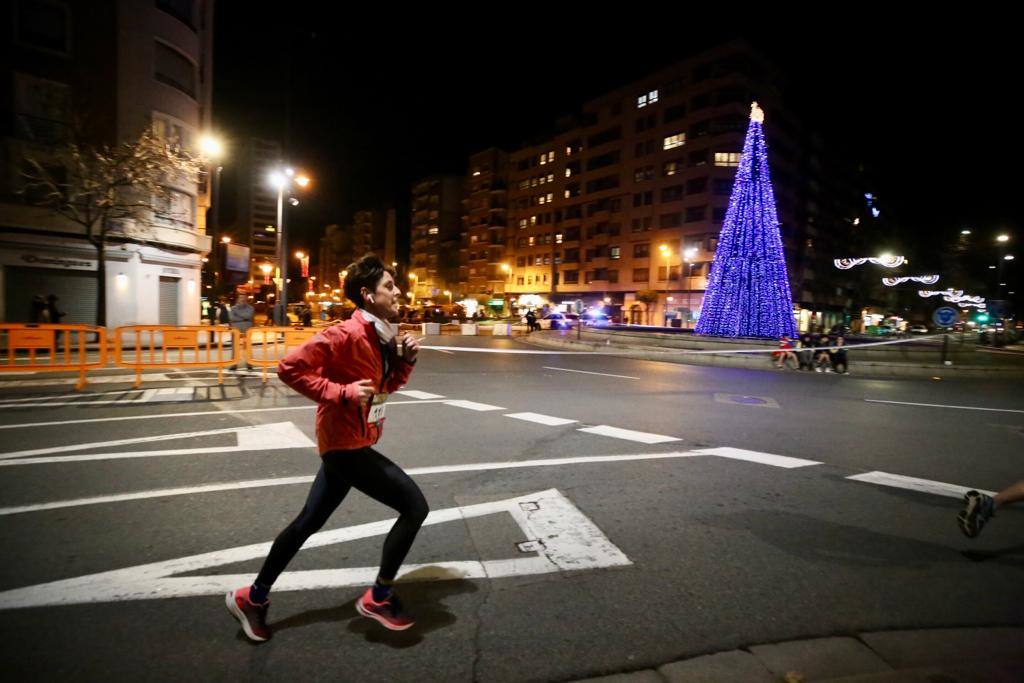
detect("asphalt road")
[0,335,1021,681]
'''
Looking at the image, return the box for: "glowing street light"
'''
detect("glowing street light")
[221,236,232,244]
[199,134,225,160]
[996,234,1010,243]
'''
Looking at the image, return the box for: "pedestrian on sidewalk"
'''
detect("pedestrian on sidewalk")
[797,332,814,371]
[29,294,48,323]
[958,481,1024,538]
[228,294,254,370]
[829,335,848,374]
[525,309,537,333]
[227,254,425,642]
[814,334,833,372]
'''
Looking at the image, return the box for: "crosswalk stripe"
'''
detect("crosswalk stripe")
[444,399,505,411]
[505,412,578,426]
[576,425,680,444]
[847,471,995,498]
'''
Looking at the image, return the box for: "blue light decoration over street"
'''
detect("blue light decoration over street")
[695,102,797,338]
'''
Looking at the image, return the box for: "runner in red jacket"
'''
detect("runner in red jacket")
[227,255,427,641]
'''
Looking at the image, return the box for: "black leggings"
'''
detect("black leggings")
[256,448,429,587]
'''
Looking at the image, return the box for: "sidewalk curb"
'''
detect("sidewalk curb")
[519,334,1024,379]
[569,627,1024,682]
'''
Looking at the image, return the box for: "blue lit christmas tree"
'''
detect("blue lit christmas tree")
[695,102,797,338]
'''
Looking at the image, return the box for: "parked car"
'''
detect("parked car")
[538,312,573,330]
[909,324,929,334]
[582,312,612,327]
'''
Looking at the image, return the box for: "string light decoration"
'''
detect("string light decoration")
[834,255,906,269]
[919,289,963,299]
[918,289,985,304]
[695,102,796,338]
[882,275,939,286]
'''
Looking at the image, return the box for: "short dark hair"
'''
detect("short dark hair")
[344,254,396,308]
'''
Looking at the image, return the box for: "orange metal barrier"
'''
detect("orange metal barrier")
[113,325,239,387]
[0,324,107,390]
[246,326,320,382]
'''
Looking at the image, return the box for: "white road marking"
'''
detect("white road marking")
[0,447,829,516]
[0,400,448,431]
[0,373,176,388]
[692,447,821,469]
[865,399,1024,414]
[505,412,578,426]
[542,366,639,380]
[444,399,505,411]
[847,471,995,499]
[424,346,594,355]
[396,390,446,400]
[0,489,631,609]
[577,425,681,444]
[0,422,313,462]
[0,389,148,404]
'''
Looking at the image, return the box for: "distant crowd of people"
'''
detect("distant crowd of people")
[775,332,848,373]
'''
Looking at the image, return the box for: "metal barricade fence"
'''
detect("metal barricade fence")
[113,325,239,387]
[0,324,107,390]
[246,327,320,383]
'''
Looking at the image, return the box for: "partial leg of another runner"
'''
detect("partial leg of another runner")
[958,480,1024,538]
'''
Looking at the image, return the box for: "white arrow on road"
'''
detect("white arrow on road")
[0,422,314,466]
[0,489,630,610]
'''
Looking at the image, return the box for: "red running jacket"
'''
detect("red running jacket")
[277,310,415,454]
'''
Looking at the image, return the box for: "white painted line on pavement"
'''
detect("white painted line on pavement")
[504,412,578,426]
[577,425,681,444]
[0,421,313,461]
[847,471,995,499]
[0,374,175,388]
[542,366,639,380]
[0,476,317,515]
[0,389,149,404]
[395,390,446,400]
[0,489,631,608]
[10,453,697,515]
[692,446,821,469]
[0,447,829,516]
[0,399,447,431]
[424,346,596,355]
[865,399,1024,414]
[444,399,505,411]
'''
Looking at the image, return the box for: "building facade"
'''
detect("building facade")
[0,0,214,326]
[458,148,509,307]
[501,41,819,326]
[410,175,462,303]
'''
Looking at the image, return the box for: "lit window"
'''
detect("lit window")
[519,218,528,229]
[565,168,572,178]
[539,155,546,166]
[555,233,563,244]
[664,161,680,176]
[663,133,686,150]
[428,227,439,235]
[530,215,537,225]
[531,177,538,187]
[649,90,659,104]
[714,152,741,167]
[547,173,554,183]
[528,236,535,246]
[564,190,571,199]
[637,94,648,108]
[565,145,572,155]
[547,193,553,203]
[546,151,555,163]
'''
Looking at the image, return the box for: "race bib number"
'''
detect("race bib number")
[367,393,388,424]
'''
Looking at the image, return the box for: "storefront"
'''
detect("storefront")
[0,235,202,326]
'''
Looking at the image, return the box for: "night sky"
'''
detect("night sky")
[213,7,1020,284]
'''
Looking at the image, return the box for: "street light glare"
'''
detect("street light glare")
[199,134,224,159]
[295,174,311,188]
[267,171,287,190]
[1006,255,1016,261]
[960,229,972,235]
[295,251,305,259]
[996,234,1010,242]
[221,236,232,244]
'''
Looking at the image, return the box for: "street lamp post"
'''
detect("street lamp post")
[683,247,697,329]
[658,244,671,326]
[199,135,225,291]
[996,233,1011,299]
[268,168,311,325]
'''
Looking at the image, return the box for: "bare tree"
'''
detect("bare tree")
[20,129,201,325]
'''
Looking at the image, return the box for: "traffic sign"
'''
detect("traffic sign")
[932,307,958,327]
